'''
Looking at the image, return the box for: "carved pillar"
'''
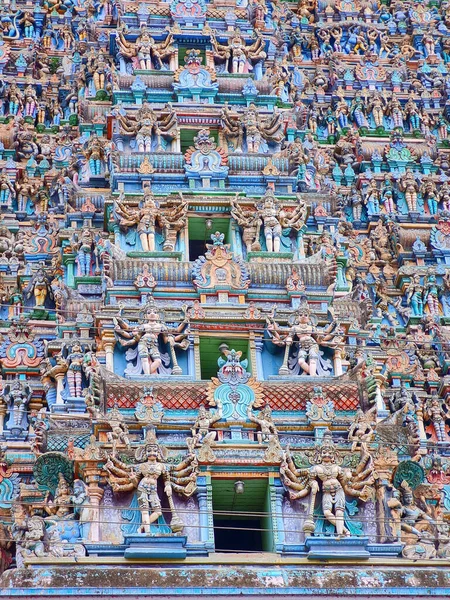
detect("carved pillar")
[248,333,258,377]
[231,221,243,256]
[415,399,428,442]
[272,478,285,552]
[187,334,195,377]
[254,337,264,380]
[374,370,387,416]
[55,373,66,406]
[103,335,116,372]
[63,256,76,288]
[82,465,104,543]
[0,405,6,435]
[174,130,181,153]
[193,332,201,380]
[278,342,292,376]
[296,229,306,260]
[183,225,190,261]
[196,480,211,544]
[333,347,344,377]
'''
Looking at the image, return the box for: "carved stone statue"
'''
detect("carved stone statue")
[24,267,54,308]
[388,480,437,559]
[3,380,31,438]
[66,343,84,398]
[113,302,190,376]
[280,432,374,537]
[115,188,162,252]
[248,404,278,444]
[266,300,342,376]
[117,28,175,71]
[210,28,266,74]
[188,404,222,452]
[423,396,448,443]
[116,102,178,152]
[105,404,131,455]
[104,429,197,534]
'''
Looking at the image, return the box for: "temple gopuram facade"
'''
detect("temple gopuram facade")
[1,0,450,597]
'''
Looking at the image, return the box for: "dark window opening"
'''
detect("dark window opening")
[189,239,208,262]
[188,217,230,262]
[213,518,263,552]
[211,478,273,553]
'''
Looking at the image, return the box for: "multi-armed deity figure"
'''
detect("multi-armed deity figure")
[114,301,190,376]
[221,103,284,153]
[231,189,307,253]
[104,429,197,534]
[160,193,188,253]
[116,27,176,72]
[266,299,344,377]
[116,102,178,153]
[210,28,266,74]
[280,431,374,537]
[115,187,162,252]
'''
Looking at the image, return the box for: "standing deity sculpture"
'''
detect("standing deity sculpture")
[160,193,188,252]
[116,102,178,152]
[116,28,176,72]
[368,91,388,129]
[266,300,343,376]
[365,179,380,217]
[72,229,95,277]
[3,380,31,437]
[280,432,374,537]
[66,343,84,398]
[248,404,279,444]
[398,169,419,213]
[231,196,262,253]
[114,302,190,376]
[406,273,424,317]
[231,188,307,253]
[15,174,38,213]
[83,137,107,177]
[221,103,284,154]
[423,396,448,443]
[86,51,112,94]
[423,271,440,315]
[115,188,162,252]
[210,28,266,75]
[0,170,16,209]
[105,429,197,534]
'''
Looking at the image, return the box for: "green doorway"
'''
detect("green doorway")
[211,478,273,553]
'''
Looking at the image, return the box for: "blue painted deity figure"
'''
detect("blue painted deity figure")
[350,95,368,128]
[406,274,424,317]
[365,180,380,217]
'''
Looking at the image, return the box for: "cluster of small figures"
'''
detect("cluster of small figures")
[0,0,449,217]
